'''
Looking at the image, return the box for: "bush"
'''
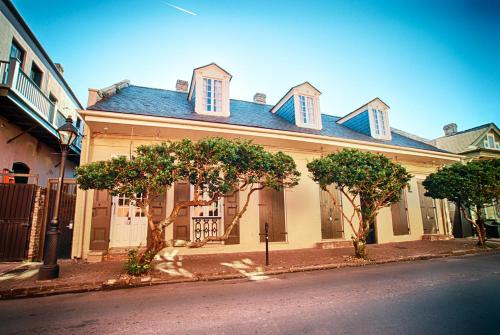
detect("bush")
[124,248,154,276]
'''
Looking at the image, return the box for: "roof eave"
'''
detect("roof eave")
[80,108,462,161]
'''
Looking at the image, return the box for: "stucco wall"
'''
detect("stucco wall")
[0,115,76,186]
[72,126,452,259]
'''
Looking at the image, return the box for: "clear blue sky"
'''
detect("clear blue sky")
[13,0,500,139]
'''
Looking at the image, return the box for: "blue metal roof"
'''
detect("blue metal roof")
[88,85,448,153]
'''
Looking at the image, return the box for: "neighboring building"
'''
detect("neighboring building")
[433,122,500,237]
[0,0,83,186]
[73,63,461,261]
[433,122,500,161]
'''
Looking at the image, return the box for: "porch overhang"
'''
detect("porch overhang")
[80,109,463,166]
[0,89,80,163]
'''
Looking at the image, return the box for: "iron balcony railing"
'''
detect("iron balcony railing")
[0,58,82,149]
[192,216,222,243]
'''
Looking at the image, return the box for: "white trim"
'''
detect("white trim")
[337,98,389,124]
[80,109,462,161]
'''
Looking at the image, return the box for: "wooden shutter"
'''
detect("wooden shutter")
[391,190,409,235]
[320,185,343,239]
[224,191,240,244]
[147,192,167,244]
[259,188,286,242]
[174,181,190,241]
[89,190,112,250]
[417,181,438,234]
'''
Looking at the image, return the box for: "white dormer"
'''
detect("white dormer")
[188,63,232,117]
[336,98,392,141]
[270,82,322,130]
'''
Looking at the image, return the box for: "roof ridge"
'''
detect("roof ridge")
[434,122,495,140]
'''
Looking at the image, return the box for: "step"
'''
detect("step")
[316,240,352,249]
[421,234,454,241]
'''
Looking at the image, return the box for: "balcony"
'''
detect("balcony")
[192,216,222,243]
[0,58,82,159]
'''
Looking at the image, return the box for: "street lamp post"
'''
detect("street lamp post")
[38,117,78,280]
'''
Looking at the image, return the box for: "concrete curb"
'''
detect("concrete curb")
[1,247,498,300]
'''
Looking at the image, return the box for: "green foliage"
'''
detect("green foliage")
[76,137,300,198]
[307,149,412,214]
[124,248,154,276]
[423,159,500,210]
[76,142,177,198]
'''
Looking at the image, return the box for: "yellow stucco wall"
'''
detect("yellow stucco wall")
[72,118,457,259]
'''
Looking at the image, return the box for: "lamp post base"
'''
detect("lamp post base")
[38,264,60,280]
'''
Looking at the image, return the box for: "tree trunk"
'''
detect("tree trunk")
[473,205,487,247]
[188,187,262,248]
[475,218,487,247]
[353,238,367,258]
[353,219,369,259]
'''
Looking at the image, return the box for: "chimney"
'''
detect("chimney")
[54,63,64,76]
[443,123,457,136]
[253,92,266,104]
[87,80,130,107]
[176,80,188,92]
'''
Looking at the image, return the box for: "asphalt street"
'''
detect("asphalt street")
[1,252,499,335]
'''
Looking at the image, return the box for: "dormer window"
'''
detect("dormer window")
[299,95,315,125]
[336,98,392,141]
[271,82,322,130]
[373,109,386,136]
[188,63,232,117]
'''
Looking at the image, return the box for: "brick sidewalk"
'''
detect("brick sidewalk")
[0,239,495,299]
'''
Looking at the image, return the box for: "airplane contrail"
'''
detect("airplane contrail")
[164,2,197,16]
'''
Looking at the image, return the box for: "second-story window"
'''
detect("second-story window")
[485,134,497,149]
[373,109,387,136]
[30,62,43,87]
[10,40,25,67]
[299,95,315,125]
[203,78,222,112]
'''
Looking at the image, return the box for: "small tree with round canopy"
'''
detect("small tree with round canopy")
[422,159,500,247]
[307,149,412,258]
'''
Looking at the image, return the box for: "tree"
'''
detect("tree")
[76,137,300,256]
[307,149,412,258]
[423,159,500,247]
[189,147,300,247]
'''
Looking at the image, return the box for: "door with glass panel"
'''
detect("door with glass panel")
[191,191,223,243]
[110,194,148,247]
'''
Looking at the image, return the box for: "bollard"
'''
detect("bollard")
[265,222,269,266]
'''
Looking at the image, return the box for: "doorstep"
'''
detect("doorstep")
[316,240,352,249]
[422,234,454,241]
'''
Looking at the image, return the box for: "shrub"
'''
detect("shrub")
[124,248,154,276]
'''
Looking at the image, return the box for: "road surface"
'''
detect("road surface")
[1,252,499,334]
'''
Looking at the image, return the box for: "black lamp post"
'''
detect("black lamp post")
[38,117,78,280]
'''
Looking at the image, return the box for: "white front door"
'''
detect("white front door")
[110,194,148,248]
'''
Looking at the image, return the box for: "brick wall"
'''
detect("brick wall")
[27,186,46,261]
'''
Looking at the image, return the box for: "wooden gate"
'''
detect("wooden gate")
[0,184,36,261]
[319,185,344,239]
[417,180,438,234]
[45,179,77,259]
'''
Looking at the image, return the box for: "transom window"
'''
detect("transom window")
[203,78,222,112]
[114,193,146,218]
[194,187,221,217]
[373,109,387,136]
[299,95,315,125]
